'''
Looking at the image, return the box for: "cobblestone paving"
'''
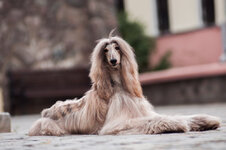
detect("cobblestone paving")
[1,103,226,150]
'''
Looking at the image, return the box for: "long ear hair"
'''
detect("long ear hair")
[111,37,143,98]
[89,39,114,100]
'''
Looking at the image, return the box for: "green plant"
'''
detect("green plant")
[152,51,172,71]
[118,12,171,72]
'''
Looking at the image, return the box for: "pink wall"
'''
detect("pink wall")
[150,27,223,68]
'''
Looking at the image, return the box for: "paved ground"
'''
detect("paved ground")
[0,103,226,150]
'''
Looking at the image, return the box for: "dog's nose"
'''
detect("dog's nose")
[110,59,117,65]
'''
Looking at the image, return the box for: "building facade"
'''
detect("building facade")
[124,0,226,67]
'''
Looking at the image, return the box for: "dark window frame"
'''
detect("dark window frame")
[201,0,215,26]
[115,0,125,12]
[156,0,170,34]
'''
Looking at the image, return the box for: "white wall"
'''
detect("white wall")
[124,0,158,36]
[124,0,226,36]
[215,0,226,25]
[168,0,203,33]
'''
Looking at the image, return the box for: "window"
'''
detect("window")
[156,0,170,34]
[201,0,215,26]
[115,0,124,12]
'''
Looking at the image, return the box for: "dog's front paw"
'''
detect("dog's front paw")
[189,114,221,131]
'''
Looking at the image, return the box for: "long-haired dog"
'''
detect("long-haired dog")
[29,34,220,136]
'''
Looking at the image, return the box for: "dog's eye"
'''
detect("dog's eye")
[115,46,120,50]
[104,49,108,53]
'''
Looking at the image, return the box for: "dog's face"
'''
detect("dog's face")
[104,42,121,69]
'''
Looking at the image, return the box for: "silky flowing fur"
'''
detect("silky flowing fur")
[29,35,221,136]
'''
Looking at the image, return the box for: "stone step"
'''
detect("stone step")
[0,112,11,133]
[140,63,226,105]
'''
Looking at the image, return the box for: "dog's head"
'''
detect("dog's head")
[103,41,121,69]
[89,32,143,99]
[90,36,134,70]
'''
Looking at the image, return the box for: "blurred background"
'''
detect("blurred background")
[0,0,226,115]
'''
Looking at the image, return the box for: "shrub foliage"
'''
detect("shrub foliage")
[118,12,171,72]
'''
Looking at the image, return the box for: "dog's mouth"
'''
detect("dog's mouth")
[111,63,119,68]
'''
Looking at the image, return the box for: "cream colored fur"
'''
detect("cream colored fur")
[29,35,221,136]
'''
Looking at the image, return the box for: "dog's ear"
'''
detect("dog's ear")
[113,37,143,98]
[89,39,114,100]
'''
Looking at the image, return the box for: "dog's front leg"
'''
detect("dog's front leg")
[99,115,189,135]
[100,114,221,135]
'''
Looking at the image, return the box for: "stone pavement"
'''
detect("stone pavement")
[0,103,226,150]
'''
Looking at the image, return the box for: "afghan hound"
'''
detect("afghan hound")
[29,34,220,136]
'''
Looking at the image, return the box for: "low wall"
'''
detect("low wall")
[150,27,223,67]
[140,63,226,105]
[4,68,91,115]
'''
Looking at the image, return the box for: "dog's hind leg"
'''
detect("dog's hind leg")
[99,115,189,135]
[41,98,81,120]
[28,118,67,136]
[187,114,221,131]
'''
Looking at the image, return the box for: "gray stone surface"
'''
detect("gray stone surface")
[143,76,226,105]
[0,112,11,133]
[0,0,117,84]
[0,103,226,150]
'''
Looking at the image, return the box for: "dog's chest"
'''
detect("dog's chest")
[107,92,146,119]
[111,71,121,86]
